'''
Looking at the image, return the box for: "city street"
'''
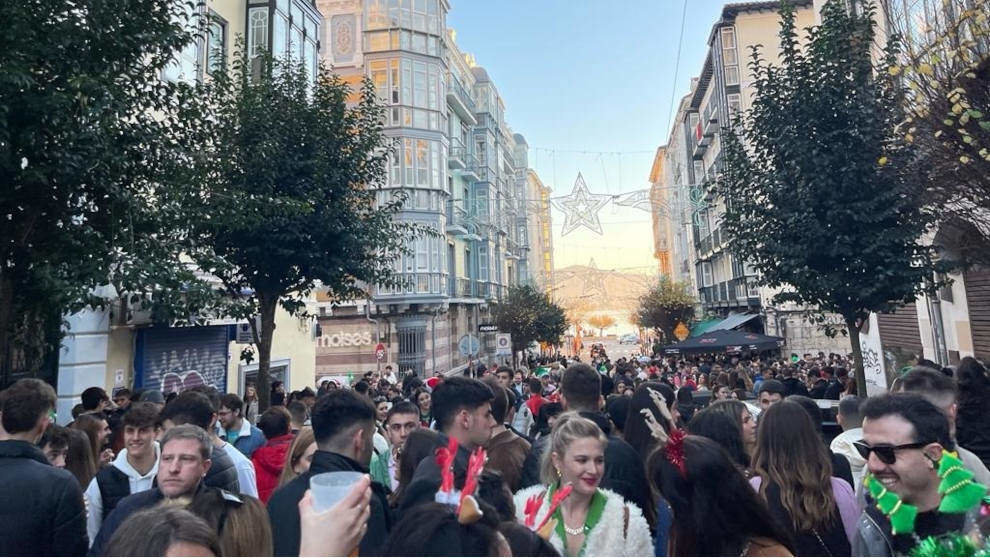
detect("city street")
[3,0,989,557]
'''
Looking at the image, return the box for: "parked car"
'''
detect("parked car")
[619,334,639,345]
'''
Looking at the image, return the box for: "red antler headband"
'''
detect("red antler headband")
[665,429,688,477]
[433,437,487,524]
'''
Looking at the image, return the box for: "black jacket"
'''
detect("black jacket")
[519,411,653,527]
[781,377,810,397]
[205,444,239,493]
[396,432,472,514]
[957,386,990,467]
[823,379,843,400]
[89,483,215,556]
[0,440,88,556]
[268,451,392,557]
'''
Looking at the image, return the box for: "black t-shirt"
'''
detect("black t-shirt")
[890,509,966,556]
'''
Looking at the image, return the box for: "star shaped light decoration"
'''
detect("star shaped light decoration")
[581,258,609,299]
[550,173,611,236]
[613,189,653,212]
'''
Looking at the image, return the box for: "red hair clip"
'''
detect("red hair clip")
[664,429,687,477]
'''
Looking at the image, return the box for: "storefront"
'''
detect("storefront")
[134,326,232,394]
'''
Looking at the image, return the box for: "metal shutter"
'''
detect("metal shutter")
[137,326,229,393]
[877,302,923,357]
[964,268,990,362]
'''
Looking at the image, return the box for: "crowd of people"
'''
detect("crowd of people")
[1,349,989,557]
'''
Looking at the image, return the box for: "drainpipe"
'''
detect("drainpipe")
[365,300,380,373]
[925,276,949,366]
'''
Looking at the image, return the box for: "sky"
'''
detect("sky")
[447,0,738,276]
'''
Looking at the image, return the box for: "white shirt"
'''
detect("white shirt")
[830,427,865,491]
[85,444,160,546]
[218,441,258,498]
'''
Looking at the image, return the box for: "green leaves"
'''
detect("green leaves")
[635,277,695,343]
[491,285,568,353]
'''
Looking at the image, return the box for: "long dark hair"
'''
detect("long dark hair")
[391,428,442,505]
[752,400,836,533]
[64,427,97,489]
[649,435,793,556]
[687,407,749,470]
[624,382,675,459]
[71,413,106,472]
[383,502,501,556]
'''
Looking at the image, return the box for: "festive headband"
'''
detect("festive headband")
[434,437,488,525]
[523,484,574,540]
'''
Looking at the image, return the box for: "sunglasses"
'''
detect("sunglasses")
[854,440,931,465]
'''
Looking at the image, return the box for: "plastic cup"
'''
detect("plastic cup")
[310,471,364,512]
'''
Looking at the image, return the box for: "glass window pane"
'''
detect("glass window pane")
[273,13,288,59]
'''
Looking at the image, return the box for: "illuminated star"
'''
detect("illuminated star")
[581,258,609,298]
[550,173,610,236]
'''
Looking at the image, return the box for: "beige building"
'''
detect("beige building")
[525,169,554,293]
[666,0,849,355]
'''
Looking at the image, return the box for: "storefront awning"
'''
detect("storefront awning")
[710,312,760,332]
[690,319,722,337]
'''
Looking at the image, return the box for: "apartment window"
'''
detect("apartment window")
[248,8,268,60]
[721,27,739,86]
[164,2,203,83]
[273,11,288,59]
[693,161,704,184]
[206,16,227,76]
[727,93,741,121]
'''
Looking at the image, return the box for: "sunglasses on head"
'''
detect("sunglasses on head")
[854,440,931,465]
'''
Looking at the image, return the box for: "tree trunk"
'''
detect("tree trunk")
[0,276,13,385]
[255,294,278,413]
[845,317,867,398]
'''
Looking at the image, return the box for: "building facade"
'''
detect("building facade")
[314,0,540,377]
[525,169,554,293]
[664,0,849,355]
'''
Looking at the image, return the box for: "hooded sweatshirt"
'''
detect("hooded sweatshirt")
[252,433,294,503]
[84,443,159,545]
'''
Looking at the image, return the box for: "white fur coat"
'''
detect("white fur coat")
[513,485,653,557]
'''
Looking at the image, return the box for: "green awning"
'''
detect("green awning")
[690,319,722,338]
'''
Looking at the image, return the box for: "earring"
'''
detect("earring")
[555,467,561,478]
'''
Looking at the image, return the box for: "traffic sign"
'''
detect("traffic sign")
[478,324,498,333]
[495,333,512,356]
[458,334,480,357]
[375,343,386,361]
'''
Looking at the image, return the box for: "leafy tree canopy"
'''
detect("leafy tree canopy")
[0,0,202,382]
[635,276,695,343]
[177,49,423,408]
[492,285,568,362]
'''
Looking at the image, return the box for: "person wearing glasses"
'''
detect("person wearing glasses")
[853,392,986,556]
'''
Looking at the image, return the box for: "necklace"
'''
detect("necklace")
[563,523,586,536]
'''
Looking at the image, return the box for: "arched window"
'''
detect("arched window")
[249,9,269,59]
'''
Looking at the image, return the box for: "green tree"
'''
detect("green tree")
[492,285,568,367]
[181,50,420,410]
[0,0,201,384]
[635,277,695,344]
[714,0,941,396]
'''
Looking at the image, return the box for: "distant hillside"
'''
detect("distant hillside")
[553,261,653,317]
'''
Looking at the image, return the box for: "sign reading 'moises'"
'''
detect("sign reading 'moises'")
[319,331,374,348]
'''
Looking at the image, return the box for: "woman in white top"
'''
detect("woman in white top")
[514,413,652,557]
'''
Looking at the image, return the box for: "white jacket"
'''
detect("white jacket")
[513,485,653,557]
[85,444,159,545]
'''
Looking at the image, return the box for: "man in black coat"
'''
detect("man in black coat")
[396,377,496,513]
[268,389,393,557]
[519,364,653,527]
[0,379,87,556]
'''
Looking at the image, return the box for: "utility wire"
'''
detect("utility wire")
[667,0,689,131]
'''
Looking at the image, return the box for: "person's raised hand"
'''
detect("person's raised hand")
[298,474,372,557]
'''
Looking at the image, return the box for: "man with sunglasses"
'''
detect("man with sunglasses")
[853,393,985,556]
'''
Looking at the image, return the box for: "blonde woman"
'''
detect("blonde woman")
[513,413,652,557]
